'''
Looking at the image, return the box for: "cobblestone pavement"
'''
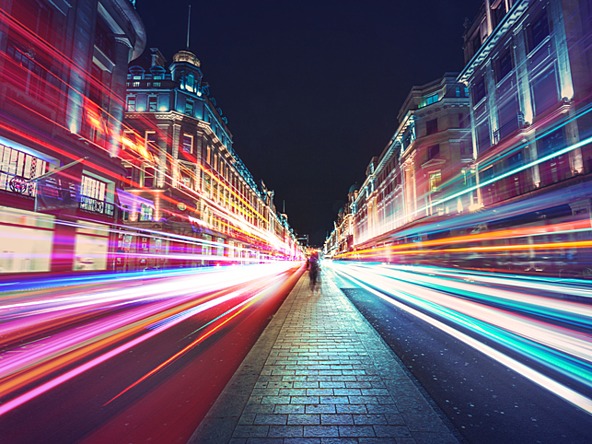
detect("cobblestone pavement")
[188,270,460,443]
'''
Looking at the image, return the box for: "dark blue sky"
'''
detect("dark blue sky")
[136,0,481,245]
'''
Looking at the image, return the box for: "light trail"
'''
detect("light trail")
[326,261,592,415]
[0,262,302,416]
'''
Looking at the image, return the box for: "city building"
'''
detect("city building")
[0,0,146,274]
[460,0,592,212]
[335,74,471,254]
[120,48,301,269]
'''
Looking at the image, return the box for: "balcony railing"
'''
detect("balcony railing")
[79,195,115,216]
[0,172,37,197]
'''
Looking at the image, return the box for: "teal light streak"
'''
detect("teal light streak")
[333,264,592,389]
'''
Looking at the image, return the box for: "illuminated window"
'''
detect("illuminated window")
[420,93,439,108]
[187,74,195,92]
[148,96,157,112]
[429,171,442,191]
[127,96,136,111]
[185,99,194,116]
[0,144,47,196]
[80,175,109,214]
[81,175,106,200]
[140,203,153,221]
[182,134,193,153]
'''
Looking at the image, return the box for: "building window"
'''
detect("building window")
[472,76,486,103]
[124,166,133,183]
[80,175,109,214]
[182,134,193,153]
[81,175,106,200]
[495,46,513,82]
[139,203,153,221]
[429,171,442,191]
[527,10,550,53]
[145,131,157,152]
[185,99,194,116]
[419,93,439,108]
[459,140,472,159]
[94,16,115,61]
[538,127,565,158]
[143,166,155,188]
[148,96,157,112]
[127,96,136,111]
[0,143,47,196]
[532,67,558,116]
[498,95,519,139]
[476,120,491,153]
[427,144,440,160]
[425,119,438,135]
[458,112,469,128]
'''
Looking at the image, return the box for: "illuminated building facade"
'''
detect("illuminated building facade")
[328,0,592,276]
[0,0,146,274]
[460,0,592,211]
[334,75,471,253]
[121,48,300,269]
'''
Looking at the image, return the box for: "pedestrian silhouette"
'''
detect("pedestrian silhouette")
[307,252,320,293]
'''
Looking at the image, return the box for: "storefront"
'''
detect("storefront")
[0,206,55,273]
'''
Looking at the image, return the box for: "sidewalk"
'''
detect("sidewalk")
[189,269,460,443]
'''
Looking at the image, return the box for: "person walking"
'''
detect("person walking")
[307,253,320,293]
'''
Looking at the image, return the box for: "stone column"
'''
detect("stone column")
[108,36,133,158]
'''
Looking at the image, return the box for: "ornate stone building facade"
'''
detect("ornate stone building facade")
[120,48,300,269]
[0,0,145,273]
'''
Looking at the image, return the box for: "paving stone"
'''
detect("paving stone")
[320,414,354,425]
[321,438,358,444]
[267,425,303,438]
[353,414,388,425]
[274,404,304,414]
[189,271,459,444]
[253,414,287,425]
[284,439,321,444]
[303,425,340,437]
[336,404,368,414]
[305,404,336,414]
[291,396,320,404]
[287,414,321,425]
[338,425,376,437]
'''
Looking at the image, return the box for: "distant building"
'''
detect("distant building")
[345,74,471,250]
[120,48,300,269]
[0,0,145,274]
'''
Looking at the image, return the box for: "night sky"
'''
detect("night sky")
[136,0,481,246]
